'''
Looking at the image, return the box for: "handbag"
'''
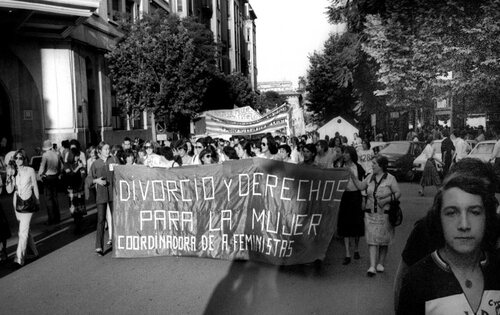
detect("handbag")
[16,193,39,213]
[388,193,402,227]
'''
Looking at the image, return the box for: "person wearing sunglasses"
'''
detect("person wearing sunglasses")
[260,135,278,159]
[200,148,214,165]
[6,150,40,266]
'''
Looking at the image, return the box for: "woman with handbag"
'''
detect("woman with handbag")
[364,155,401,276]
[6,150,40,266]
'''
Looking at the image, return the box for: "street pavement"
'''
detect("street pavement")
[0,182,436,315]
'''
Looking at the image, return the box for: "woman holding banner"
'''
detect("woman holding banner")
[337,146,367,265]
[364,155,400,276]
[260,135,278,159]
[90,142,114,256]
[299,143,317,166]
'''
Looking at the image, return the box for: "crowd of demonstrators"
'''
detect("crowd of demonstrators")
[1,126,498,270]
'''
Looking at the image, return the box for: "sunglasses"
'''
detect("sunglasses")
[204,155,211,159]
[261,143,267,146]
[144,145,152,149]
[14,156,24,160]
[195,146,203,149]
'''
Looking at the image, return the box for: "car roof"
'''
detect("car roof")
[475,140,497,144]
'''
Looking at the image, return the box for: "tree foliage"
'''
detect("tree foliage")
[305,0,386,123]
[361,0,500,111]
[255,91,287,113]
[106,12,218,122]
[203,72,257,110]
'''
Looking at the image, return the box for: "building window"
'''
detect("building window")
[108,0,122,21]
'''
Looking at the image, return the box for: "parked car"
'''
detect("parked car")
[370,141,388,154]
[467,140,496,163]
[466,139,478,151]
[413,140,443,177]
[378,141,425,181]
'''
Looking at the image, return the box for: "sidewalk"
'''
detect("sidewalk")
[2,189,97,256]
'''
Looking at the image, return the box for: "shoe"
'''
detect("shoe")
[418,190,424,196]
[95,248,104,256]
[107,240,112,246]
[376,264,385,273]
[354,252,360,260]
[342,257,351,265]
[13,256,24,266]
[367,267,376,277]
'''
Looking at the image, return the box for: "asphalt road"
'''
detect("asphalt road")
[0,182,435,315]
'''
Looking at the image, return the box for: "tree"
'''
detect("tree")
[306,32,360,122]
[106,12,218,129]
[362,0,500,112]
[255,91,287,113]
[202,73,257,111]
[304,0,386,124]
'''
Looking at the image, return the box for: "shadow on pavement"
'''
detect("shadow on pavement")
[0,212,98,278]
[203,236,338,315]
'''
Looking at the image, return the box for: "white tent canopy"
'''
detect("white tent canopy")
[317,116,359,144]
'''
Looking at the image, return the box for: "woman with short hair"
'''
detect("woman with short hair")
[364,155,401,276]
[397,172,500,314]
[90,142,114,255]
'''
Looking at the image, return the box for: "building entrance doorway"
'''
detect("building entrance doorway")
[0,82,12,156]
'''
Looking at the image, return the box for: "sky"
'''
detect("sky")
[251,0,343,87]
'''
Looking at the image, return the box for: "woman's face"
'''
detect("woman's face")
[100,144,110,159]
[177,147,186,157]
[334,138,341,146]
[126,156,134,165]
[278,148,288,159]
[372,160,382,174]
[194,142,204,155]
[302,148,314,162]
[261,138,269,153]
[343,151,351,162]
[144,143,154,156]
[14,154,24,167]
[440,187,485,256]
[201,152,212,164]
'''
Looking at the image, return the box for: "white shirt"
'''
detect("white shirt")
[454,138,469,161]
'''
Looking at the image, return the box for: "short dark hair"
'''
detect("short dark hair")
[278,144,291,156]
[425,159,500,253]
[302,143,317,156]
[373,155,388,172]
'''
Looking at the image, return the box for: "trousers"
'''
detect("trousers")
[15,211,38,265]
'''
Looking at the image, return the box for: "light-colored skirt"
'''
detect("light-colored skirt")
[365,212,394,245]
